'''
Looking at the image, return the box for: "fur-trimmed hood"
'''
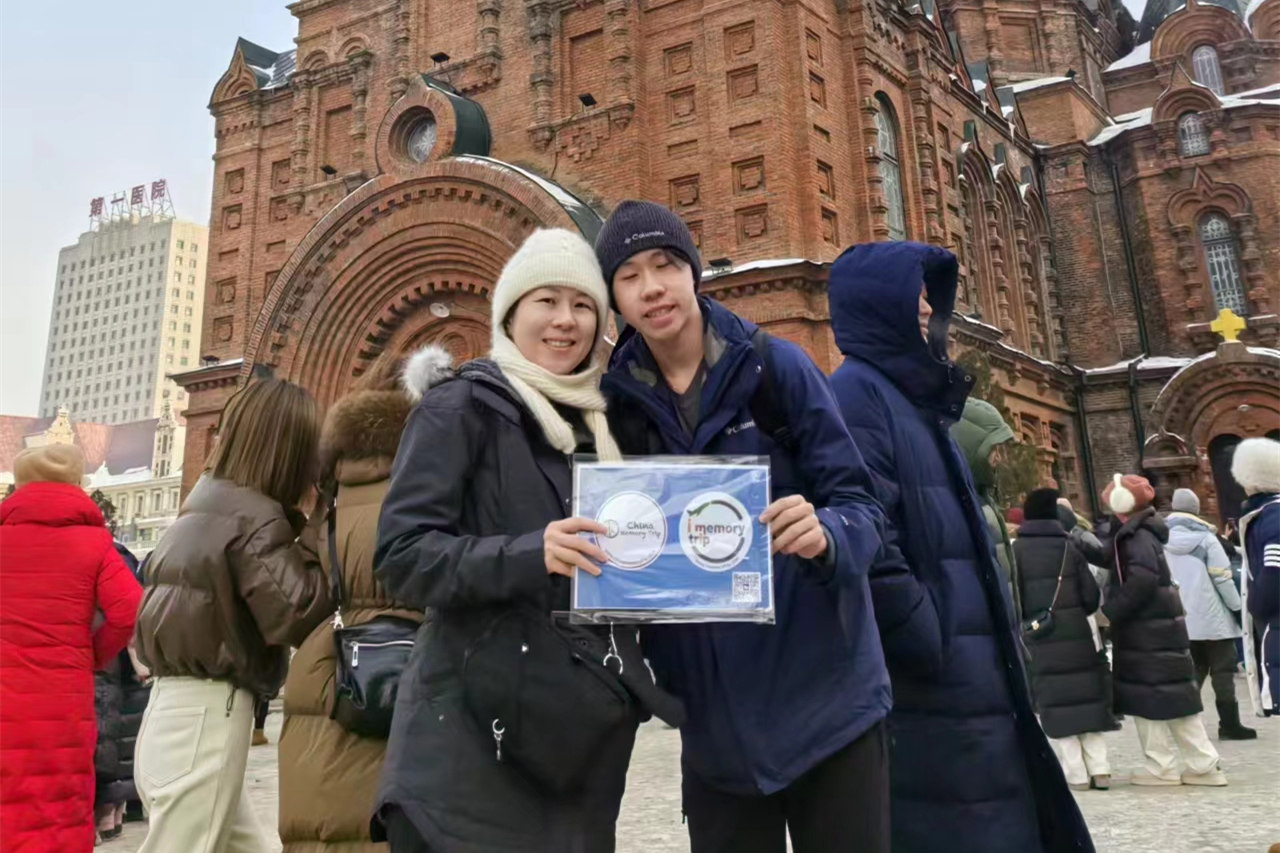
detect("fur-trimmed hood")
[320,345,454,474]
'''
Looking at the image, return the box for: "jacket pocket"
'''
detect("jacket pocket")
[138,706,205,788]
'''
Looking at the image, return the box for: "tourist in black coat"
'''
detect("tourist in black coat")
[1013,489,1114,792]
[93,542,150,840]
[1100,474,1227,787]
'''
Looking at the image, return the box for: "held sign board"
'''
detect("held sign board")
[571,458,774,624]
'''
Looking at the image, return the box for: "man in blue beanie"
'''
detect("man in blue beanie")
[596,200,892,853]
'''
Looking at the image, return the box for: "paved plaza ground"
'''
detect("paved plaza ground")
[115,677,1278,852]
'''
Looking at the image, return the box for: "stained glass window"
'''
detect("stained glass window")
[1200,213,1248,315]
[1178,113,1209,156]
[874,96,907,241]
[1191,46,1224,96]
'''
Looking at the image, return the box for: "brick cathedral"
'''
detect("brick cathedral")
[179,0,1279,518]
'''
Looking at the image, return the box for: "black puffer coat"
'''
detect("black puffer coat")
[94,543,150,806]
[93,655,149,805]
[373,362,662,853]
[1013,521,1114,738]
[1102,510,1201,720]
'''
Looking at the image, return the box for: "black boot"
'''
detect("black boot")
[1217,700,1258,740]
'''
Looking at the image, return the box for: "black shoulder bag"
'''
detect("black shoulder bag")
[1021,542,1069,641]
[327,499,418,739]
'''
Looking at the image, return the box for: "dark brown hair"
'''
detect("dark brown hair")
[207,378,321,508]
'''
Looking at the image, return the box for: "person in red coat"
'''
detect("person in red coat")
[1,444,143,853]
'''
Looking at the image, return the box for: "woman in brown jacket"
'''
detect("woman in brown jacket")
[278,346,450,853]
[133,378,333,853]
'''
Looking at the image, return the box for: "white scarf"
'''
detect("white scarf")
[489,333,622,462]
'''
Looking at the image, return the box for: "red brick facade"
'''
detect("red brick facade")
[177,0,1279,517]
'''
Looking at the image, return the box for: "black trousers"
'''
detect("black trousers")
[254,697,270,730]
[683,721,890,853]
[1191,638,1237,704]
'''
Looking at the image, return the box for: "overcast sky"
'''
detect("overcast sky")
[0,0,1152,416]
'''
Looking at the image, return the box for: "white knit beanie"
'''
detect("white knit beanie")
[1232,437,1280,496]
[491,228,610,334]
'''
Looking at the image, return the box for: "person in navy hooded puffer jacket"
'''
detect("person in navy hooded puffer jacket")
[826,241,1092,853]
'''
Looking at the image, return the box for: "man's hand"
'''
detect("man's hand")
[760,495,827,560]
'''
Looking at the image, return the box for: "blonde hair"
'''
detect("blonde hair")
[207,378,320,508]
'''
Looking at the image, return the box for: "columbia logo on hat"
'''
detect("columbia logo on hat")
[624,230,667,245]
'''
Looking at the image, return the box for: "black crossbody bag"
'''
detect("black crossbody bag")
[327,501,418,739]
[1022,542,1069,641]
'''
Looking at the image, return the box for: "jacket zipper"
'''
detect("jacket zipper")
[349,639,413,667]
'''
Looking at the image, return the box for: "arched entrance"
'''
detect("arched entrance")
[176,76,603,495]
[1143,341,1280,519]
[240,76,602,408]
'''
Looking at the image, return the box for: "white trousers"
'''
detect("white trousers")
[134,677,270,853]
[1133,714,1221,779]
[1049,732,1111,786]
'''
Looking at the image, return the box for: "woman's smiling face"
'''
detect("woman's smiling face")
[506,286,598,375]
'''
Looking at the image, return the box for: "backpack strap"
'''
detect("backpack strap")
[748,328,796,453]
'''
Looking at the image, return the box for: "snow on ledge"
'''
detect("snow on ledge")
[1107,42,1152,72]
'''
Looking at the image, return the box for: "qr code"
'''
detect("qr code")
[732,572,762,604]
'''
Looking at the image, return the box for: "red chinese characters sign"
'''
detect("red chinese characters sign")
[89,197,105,216]
[131,185,145,205]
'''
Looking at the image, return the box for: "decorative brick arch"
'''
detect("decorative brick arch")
[1143,344,1280,516]
[1151,6,1251,61]
[1166,169,1267,320]
[241,157,600,407]
[1251,0,1280,39]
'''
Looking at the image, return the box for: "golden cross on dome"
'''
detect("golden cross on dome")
[1210,308,1246,343]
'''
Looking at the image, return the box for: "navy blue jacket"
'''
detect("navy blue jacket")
[603,297,890,796]
[1243,492,1280,710]
[827,243,1091,853]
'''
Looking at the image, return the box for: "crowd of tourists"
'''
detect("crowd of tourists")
[2,200,1277,853]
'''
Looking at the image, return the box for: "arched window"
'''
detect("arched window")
[1199,213,1248,315]
[1191,45,1225,96]
[874,96,907,241]
[1178,113,1210,156]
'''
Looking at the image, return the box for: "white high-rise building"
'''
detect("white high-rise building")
[39,212,209,424]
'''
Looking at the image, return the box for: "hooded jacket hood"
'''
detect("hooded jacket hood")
[0,482,104,528]
[828,241,972,414]
[951,398,1015,487]
[1164,512,1216,556]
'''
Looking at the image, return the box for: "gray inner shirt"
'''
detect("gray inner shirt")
[674,362,708,437]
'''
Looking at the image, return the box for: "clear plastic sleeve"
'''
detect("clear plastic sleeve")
[570,455,774,624]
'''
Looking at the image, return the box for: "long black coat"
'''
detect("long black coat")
[93,655,148,805]
[373,362,642,853]
[1013,521,1114,738]
[1102,510,1201,720]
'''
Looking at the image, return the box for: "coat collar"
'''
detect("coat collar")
[603,298,760,453]
[1115,507,1169,544]
[458,359,572,507]
[1016,519,1067,538]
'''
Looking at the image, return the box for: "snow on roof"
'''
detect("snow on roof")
[1009,76,1072,93]
[87,465,164,488]
[1089,90,1280,145]
[1083,354,1193,376]
[1106,42,1152,72]
[704,258,817,276]
[1088,108,1153,145]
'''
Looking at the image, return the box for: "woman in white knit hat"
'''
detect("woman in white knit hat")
[369,228,681,853]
